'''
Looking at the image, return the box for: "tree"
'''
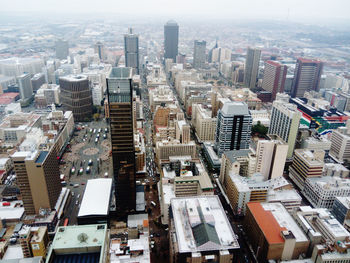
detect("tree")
[93,113,100,121]
[252,121,268,136]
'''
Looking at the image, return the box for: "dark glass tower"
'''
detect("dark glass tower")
[124,28,139,74]
[164,20,179,62]
[107,67,136,213]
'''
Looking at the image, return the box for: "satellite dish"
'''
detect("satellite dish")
[77,233,88,243]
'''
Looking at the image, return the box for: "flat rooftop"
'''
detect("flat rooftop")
[171,196,239,253]
[109,67,132,79]
[78,178,112,217]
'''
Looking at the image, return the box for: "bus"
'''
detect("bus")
[63,218,69,226]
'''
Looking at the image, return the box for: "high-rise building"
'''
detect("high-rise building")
[254,135,288,180]
[18,73,33,100]
[55,39,69,60]
[329,126,350,163]
[215,101,252,156]
[244,47,261,90]
[11,149,62,215]
[164,20,179,62]
[262,61,287,100]
[59,75,92,122]
[208,39,218,63]
[31,73,46,92]
[268,100,301,158]
[124,28,139,74]
[107,67,136,213]
[94,42,105,61]
[291,58,323,98]
[193,40,206,69]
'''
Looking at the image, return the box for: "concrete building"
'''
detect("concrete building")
[211,47,231,63]
[55,39,69,60]
[94,42,105,61]
[46,224,109,262]
[107,67,136,213]
[155,139,196,165]
[193,40,206,69]
[59,75,92,122]
[289,149,324,190]
[332,197,350,231]
[262,61,287,100]
[244,47,261,90]
[291,58,323,98]
[225,173,269,214]
[254,135,288,180]
[169,196,240,263]
[34,84,60,108]
[19,226,49,258]
[18,73,33,101]
[323,163,349,178]
[91,84,103,106]
[192,104,216,142]
[303,176,350,209]
[294,206,350,250]
[164,20,179,62]
[269,100,301,158]
[124,28,139,74]
[222,88,262,110]
[215,102,252,156]
[0,58,44,78]
[329,126,350,163]
[31,73,46,92]
[11,148,62,215]
[267,189,302,212]
[244,202,309,261]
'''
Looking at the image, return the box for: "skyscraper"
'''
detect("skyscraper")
[124,28,139,74]
[244,47,261,90]
[11,148,62,215]
[208,39,218,63]
[59,75,92,122]
[262,61,287,100]
[193,40,206,69]
[55,39,69,60]
[215,101,252,156]
[268,100,301,158]
[107,67,136,213]
[18,73,33,100]
[164,20,179,62]
[291,58,323,98]
[94,42,105,61]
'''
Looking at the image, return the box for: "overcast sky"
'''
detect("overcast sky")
[2,0,350,23]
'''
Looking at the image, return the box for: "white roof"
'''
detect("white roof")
[78,178,112,217]
[0,201,25,220]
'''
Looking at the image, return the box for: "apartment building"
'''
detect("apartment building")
[192,103,217,142]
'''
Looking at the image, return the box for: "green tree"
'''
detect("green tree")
[252,121,268,136]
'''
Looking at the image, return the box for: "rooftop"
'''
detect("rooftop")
[109,67,132,79]
[335,196,350,209]
[221,101,250,116]
[171,196,239,253]
[78,178,112,217]
[59,75,88,82]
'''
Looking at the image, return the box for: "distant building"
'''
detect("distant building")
[59,75,92,122]
[31,73,46,92]
[164,20,179,62]
[18,73,33,100]
[169,196,240,263]
[192,104,216,142]
[94,42,105,61]
[46,224,109,262]
[244,47,261,90]
[291,58,323,98]
[0,57,44,78]
[34,84,60,108]
[215,101,252,156]
[124,28,139,74]
[262,61,287,100]
[193,40,206,69]
[55,39,69,60]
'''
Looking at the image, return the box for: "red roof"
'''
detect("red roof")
[266,60,282,67]
[0,92,19,105]
[297,57,322,64]
[247,202,286,244]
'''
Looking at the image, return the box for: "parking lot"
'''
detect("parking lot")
[60,120,111,225]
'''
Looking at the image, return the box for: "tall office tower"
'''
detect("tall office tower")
[11,149,62,215]
[208,39,218,63]
[164,20,179,62]
[291,58,323,98]
[244,47,261,90]
[254,135,288,180]
[94,41,105,61]
[215,101,252,157]
[124,28,139,74]
[107,67,135,213]
[31,73,46,92]
[55,39,69,60]
[59,75,92,122]
[193,40,206,69]
[18,73,33,100]
[262,61,287,100]
[268,100,301,159]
